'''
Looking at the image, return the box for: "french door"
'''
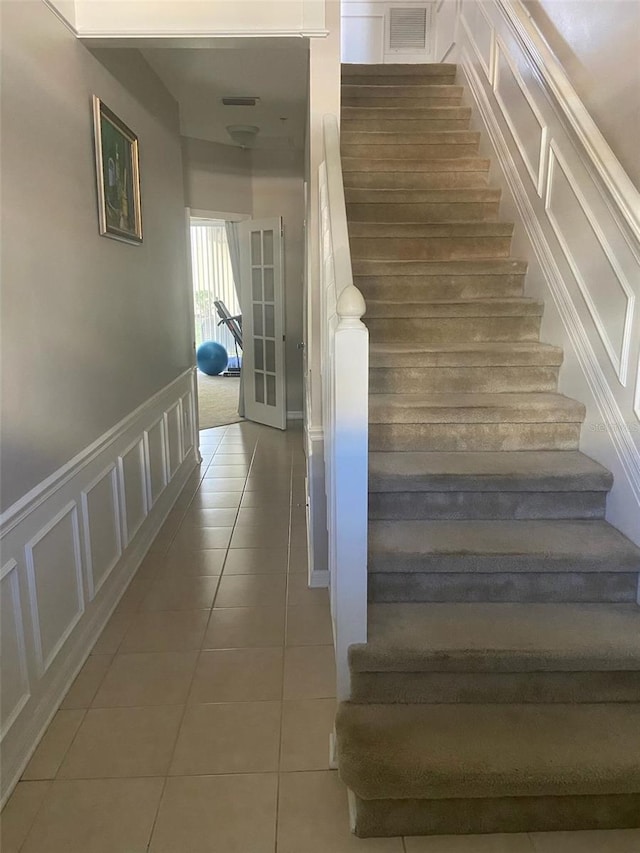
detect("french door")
[239,217,287,430]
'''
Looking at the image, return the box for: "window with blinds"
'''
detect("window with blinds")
[190,221,241,360]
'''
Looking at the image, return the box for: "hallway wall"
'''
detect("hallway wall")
[1,0,193,512]
[182,136,253,216]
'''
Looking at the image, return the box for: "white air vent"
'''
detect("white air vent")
[389,6,427,51]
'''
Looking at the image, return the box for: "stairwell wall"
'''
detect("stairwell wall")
[445,0,640,547]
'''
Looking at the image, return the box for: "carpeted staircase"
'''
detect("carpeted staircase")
[334,63,640,838]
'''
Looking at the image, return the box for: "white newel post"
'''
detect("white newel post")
[320,114,369,700]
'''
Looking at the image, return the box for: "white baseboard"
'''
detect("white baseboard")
[309,568,329,588]
[287,410,304,421]
[0,369,198,806]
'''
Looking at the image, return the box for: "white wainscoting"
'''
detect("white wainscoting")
[342,0,438,64]
[304,423,329,589]
[0,368,199,805]
[450,0,640,546]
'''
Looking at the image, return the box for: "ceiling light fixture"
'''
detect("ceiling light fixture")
[226,125,260,148]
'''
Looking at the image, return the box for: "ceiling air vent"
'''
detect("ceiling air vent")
[222,97,259,107]
[389,6,428,51]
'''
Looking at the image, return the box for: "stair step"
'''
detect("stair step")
[342,105,471,120]
[342,62,457,81]
[368,519,640,602]
[350,602,640,702]
[347,188,501,221]
[342,83,463,99]
[336,702,640,836]
[342,117,471,132]
[343,170,489,190]
[342,96,464,108]
[369,343,563,394]
[342,156,489,173]
[366,315,542,345]
[349,222,511,258]
[342,134,481,160]
[366,297,542,318]
[354,258,527,299]
[369,447,609,519]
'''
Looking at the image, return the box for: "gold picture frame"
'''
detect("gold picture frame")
[92,95,143,244]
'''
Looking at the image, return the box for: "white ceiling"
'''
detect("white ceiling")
[141,39,309,150]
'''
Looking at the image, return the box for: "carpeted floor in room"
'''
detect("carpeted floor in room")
[197,372,243,429]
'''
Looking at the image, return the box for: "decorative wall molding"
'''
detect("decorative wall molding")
[0,368,199,806]
[460,41,640,535]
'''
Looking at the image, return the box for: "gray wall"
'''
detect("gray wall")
[182,136,253,215]
[523,0,640,189]
[1,0,192,511]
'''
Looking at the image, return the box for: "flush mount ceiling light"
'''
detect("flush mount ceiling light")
[226,125,260,148]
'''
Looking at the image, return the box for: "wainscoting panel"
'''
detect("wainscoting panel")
[144,417,167,508]
[164,401,183,480]
[118,438,148,546]
[81,465,122,601]
[0,561,30,739]
[0,368,199,806]
[451,0,640,546]
[24,503,85,677]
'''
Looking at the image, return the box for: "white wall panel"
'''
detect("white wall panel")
[181,391,195,457]
[81,465,122,600]
[342,14,384,63]
[0,561,30,738]
[118,439,148,546]
[164,403,183,480]
[545,145,635,383]
[494,40,547,192]
[461,0,493,77]
[24,504,84,676]
[144,419,167,508]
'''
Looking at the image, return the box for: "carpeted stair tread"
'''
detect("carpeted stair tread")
[349,222,512,237]
[369,342,563,368]
[352,602,640,672]
[342,62,457,76]
[365,298,543,318]
[342,156,490,173]
[369,392,584,423]
[368,449,610,491]
[353,258,526,275]
[368,519,640,571]
[345,187,501,203]
[342,106,471,120]
[336,701,640,801]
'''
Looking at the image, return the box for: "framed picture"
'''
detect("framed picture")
[92,95,143,244]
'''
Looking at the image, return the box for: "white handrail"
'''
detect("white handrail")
[496,0,640,243]
[320,113,368,701]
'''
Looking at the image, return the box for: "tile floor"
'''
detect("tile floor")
[2,421,639,852]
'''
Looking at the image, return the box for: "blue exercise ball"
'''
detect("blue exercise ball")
[197,341,228,376]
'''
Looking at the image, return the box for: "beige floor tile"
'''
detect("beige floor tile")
[290,524,308,549]
[287,574,329,607]
[286,603,333,646]
[406,834,535,852]
[215,573,287,607]
[204,606,285,648]
[187,491,242,509]
[140,575,218,611]
[204,464,250,478]
[21,777,164,853]
[170,526,233,550]
[170,701,281,775]
[189,648,283,703]
[91,610,134,655]
[284,646,336,699]
[92,651,198,707]
[277,770,403,852]
[197,477,246,493]
[211,453,253,464]
[162,548,226,577]
[530,829,640,853]
[289,546,309,573]
[223,547,288,575]
[57,705,183,779]
[119,609,210,653]
[0,781,51,853]
[113,576,154,613]
[230,525,289,549]
[240,490,290,508]
[22,710,85,780]
[60,655,113,709]
[149,773,277,853]
[235,506,291,525]
[280,699,336,771]
[183,507,239,527]
[134,553,168,583]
